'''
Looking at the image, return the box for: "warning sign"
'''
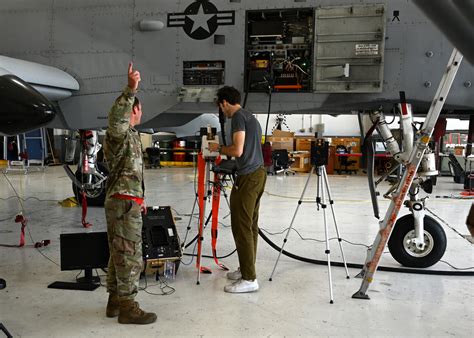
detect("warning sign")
[355,44,379,56]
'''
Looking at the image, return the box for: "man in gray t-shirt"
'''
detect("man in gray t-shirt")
[231,108,264,175]
[209,86,267,293]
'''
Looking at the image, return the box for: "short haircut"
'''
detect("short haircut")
[216,86,241,105]
[133,97,140,109]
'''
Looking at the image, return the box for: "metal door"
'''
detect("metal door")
[314,4,386,93]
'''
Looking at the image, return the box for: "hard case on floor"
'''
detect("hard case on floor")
[142,206,182,261]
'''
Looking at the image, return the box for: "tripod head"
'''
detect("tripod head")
[200,126,220,159]
[311,138,330,167]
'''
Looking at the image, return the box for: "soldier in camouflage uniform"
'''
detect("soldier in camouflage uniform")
[103,63,156,325]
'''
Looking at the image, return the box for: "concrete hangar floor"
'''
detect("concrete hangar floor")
[0,166,472,337]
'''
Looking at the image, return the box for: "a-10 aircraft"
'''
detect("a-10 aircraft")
[1,0,473,136]
[0,0,473,296]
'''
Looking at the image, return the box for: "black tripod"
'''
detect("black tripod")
[0,278,12,338]
[0,323,12,338]
[269,165,350,303]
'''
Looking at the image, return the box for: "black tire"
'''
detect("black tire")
[72,162,108,207]
[388,214,447,268]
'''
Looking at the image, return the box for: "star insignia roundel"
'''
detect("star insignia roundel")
[168,0,235,40]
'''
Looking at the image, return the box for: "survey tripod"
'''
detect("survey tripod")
[269,159,350,304]
[182,127,233,285]
[353,49,463,299]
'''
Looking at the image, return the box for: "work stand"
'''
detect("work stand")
[353,49,463,299]
[269,165,350,303]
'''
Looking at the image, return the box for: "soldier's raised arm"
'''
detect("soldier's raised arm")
[107,63,141,137]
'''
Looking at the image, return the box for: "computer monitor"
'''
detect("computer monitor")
[48,231,109,291]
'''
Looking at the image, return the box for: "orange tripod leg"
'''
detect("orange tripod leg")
[196,153,211,284]
[196,153,205,282]
[211,169,228,270]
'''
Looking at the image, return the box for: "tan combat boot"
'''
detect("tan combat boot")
[118,299,157,325]
[106,293,120,318]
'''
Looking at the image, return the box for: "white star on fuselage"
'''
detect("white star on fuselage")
[187,3,214,34]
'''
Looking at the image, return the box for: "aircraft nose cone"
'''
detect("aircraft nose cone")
[0,75,56,135]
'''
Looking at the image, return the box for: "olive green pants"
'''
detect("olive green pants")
[104,198,143,300]
[230,167,267,281]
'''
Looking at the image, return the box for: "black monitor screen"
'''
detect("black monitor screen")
[60,232,109,271]
[250,21,284,37]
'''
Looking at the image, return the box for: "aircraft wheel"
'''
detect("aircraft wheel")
[388,214,447,268]
[72,162,108,207]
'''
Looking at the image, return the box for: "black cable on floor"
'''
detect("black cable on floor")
[183,249,237,260]
[139,273,175,296]
[258,229,474,276]
[260,227,371,248]
[1,172,59,267]
[0,196,60,202]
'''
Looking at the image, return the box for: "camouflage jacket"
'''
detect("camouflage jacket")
[104,86,144,199]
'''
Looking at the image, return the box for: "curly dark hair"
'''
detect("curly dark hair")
[216,86,241,105]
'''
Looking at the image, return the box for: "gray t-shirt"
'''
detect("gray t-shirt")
[231,108,263,175]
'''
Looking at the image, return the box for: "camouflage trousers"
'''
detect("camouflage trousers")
[104,197,143,300]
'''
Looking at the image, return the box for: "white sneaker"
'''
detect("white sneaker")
[224,279,259,293]
[226,268,242,280]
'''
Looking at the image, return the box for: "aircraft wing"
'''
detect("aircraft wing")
[143,113,221,138]
[414,0,474,65]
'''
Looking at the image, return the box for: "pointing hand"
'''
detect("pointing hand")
[128,62,141,91]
